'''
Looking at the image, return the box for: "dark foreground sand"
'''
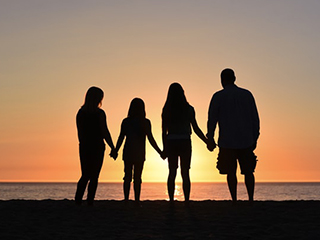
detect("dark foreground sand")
[0,200,319,240]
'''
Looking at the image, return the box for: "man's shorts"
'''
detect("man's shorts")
[217,147,257,175]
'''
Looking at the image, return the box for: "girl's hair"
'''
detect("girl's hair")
[162,82,189,123]
[128,98,146,119]
[82,86,104,111]
[128,98,146,134]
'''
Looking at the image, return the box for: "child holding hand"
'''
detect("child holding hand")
[111,98,164,206]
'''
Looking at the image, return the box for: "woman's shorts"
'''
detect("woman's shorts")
[166,139,192,170]
[217,147,257,175]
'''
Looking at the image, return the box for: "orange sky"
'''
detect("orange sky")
[1,1,320,182]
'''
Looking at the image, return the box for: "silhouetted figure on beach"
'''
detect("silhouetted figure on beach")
[111,98,163,206]
[162,83,208,205]
[207,69,260,204]
[75,86,116,206]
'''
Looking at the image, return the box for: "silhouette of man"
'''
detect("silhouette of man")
[207,68,260,204]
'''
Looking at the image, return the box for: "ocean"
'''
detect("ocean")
[1,182,320,201]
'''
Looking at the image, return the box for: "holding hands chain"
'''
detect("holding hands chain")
[110,149,118,160]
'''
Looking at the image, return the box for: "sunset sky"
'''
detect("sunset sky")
[1,0,320,182]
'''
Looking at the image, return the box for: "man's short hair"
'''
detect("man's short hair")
[221,68,235,82]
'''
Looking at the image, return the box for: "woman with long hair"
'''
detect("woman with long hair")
[75,86,115,206]
[162,83,208,205]
[112,98,163,206]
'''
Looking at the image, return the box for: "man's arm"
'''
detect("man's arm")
[250,93,260,146]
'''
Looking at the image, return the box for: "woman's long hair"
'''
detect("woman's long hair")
[82,86,104,111]
[162,83,189,123]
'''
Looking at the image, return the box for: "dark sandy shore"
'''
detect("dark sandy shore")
[0,200,319,240]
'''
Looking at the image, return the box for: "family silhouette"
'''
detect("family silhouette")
[75,68,260,207]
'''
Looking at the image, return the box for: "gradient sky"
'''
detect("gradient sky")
[1,0,320,182]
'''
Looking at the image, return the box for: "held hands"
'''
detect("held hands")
[206,139,216,152]
[110,149,118,160]
[160,150,167,160]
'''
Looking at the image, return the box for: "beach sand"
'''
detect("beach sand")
[0,200,319,239]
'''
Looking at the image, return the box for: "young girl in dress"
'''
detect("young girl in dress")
[111,98,163,206]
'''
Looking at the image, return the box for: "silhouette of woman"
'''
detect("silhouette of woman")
[162,83,208,205]
[111,98,163,206]
[75,86,116,206]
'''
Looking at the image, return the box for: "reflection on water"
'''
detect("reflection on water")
[1,182,320,201]
[173,184,183,201]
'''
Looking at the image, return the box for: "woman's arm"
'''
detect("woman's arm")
[190,108,208,144]
[100,111,115,150]
[161,115,168,157]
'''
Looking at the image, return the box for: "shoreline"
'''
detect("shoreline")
[1,200,319,239]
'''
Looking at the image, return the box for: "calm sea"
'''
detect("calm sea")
[0,182,320,201]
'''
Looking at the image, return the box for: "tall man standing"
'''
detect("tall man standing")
[207,68,260,204]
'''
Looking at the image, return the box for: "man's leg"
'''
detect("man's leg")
[218,148,237,204]
[245,173,255,202]
[239,147,256,203]
[227,173,237,204]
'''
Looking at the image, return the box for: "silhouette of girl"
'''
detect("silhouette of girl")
[112,98,163,206]
[162,83,208,205]
[75,86,115,206]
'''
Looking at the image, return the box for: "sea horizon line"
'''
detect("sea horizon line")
[1,181,320,184]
